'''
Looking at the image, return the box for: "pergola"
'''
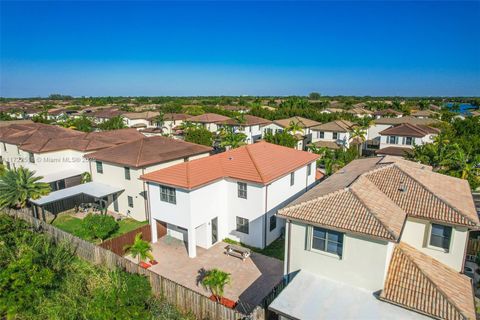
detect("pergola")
[30,182,123,221]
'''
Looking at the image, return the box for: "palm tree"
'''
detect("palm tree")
[349,127,367,156]
[81,172,92,184]
[286,120,304,135]
[0,167,51,209]
[201,268,231,301]
[123,233,154,263]
[220,128,247,149]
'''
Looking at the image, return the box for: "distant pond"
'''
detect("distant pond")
[445,103,478,115]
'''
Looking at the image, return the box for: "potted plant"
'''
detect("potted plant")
[123,233,154,268]
[201,268,235,308]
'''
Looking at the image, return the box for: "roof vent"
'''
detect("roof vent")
[398,182,407,192]
[228,156,234,161]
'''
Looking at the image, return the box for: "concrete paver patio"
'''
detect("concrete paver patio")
[129,236,284,311]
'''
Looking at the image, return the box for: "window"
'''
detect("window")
[307,163,312,176]
[290,172,295,186]
[127,196,134,208]
[29,152,35,163]
[333,132,338,140]
[237,182,247,199]
[96,161,103,174]
[388,136,398,144]
[160,185,176,204]
[236,217,249,234]
[124,167,131,180]
[269,215,277,231]
[2,143,5,152]
[403,137,413,145]
[317,131,325,139]
[311,227,344,258]
[429,224,452,251]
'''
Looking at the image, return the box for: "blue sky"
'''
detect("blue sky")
[1,1,479,97]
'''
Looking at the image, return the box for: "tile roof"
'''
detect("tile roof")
[216,115,272,126]
[158,113,190,121]
[274,116,321,128]
[0,123,143,153]
[309,140,341,150]
[412,110,439,117]
[85,136,212,168]
[374,116,440,126]
[279,157,479,239]
[186,113,231,123]
[347,107,373,115]
[91,108,124,119]
[123,111,160,120]
[373,108,403,116]
[379,123,440,137]
[380,242,475,320]
[140,142,318,189]
[376,146,413,157]
[311,120,356,132]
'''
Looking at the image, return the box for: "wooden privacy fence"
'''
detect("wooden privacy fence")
[467,238,480,257]
[4,208,267,320]
[99,224,151,256]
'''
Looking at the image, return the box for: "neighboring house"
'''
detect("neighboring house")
[373,108,403,118]
[186,113,232,133]
[216,115,272,144]
[411,110,439,119]
[122,111,161,129]
[91,108,124,123]
[141,142,318,257]
[320,107,345,114]
[367,116,440,146]
[148,113,189,135]
[262,116,321,150]
[376,123,439,157]
[85,136,212,221]
[270,156,478,320]
[310,120,357,149]
[0,123,143,191]
[220,105,250,113]
[346,107,373,118]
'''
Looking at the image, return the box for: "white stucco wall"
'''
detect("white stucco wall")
[287,220,391,291]
[367,124,391,141]
[311,130,351,147]
[400,217,468,271]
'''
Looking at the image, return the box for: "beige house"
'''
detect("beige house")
[310,120,358,149]
[270,156,478,320]
[85,136,211,221]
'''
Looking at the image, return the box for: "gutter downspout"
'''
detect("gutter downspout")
[142,168,150,222]
[286,219,292,281]
[264,184,269,249]
[462,229,470,275]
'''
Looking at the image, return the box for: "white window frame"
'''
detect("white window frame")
[290,172,295,186]
[160,185,176,204]
[237,182,247,199]
[428,223,452,252]
[309,226,344,259]
[236,216,249,234]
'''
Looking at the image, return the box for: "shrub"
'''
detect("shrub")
[81,213,119,242]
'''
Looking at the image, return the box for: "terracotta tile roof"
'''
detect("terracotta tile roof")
[323,107,345,113]
[157,113,189,121]
[274,116,321,128]
[220,105,250,112]
[186,113,231,123]
[85,136,212,168]
[311,120,356,132]
[373,108,403,116]
[374,116,440,126]
[379,123,440,137]
[376,146,413,157]
[347,107,373,115]
[216,115,272,126]
[91,108,124,119]
[123,111,160,120]
[381,242,475,320]
[140,142,318,189]
[0,120,33,127]
[412,110,439,117]
[279,157,479,240]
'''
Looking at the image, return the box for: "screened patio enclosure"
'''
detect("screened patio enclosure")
[29,182,124,221]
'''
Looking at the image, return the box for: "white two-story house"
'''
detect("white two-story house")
[310,120,357,150]
[141,142,318,258]
[216,115,272,144]
[376,123,439,157]
[262,116,321,150]
[186,113,232,133]
[85,136,212,221]
[270,156,477,320]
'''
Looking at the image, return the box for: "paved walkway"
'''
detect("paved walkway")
[128,236,283,310]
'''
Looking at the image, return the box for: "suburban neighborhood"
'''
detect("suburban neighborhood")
[1,1,479,319]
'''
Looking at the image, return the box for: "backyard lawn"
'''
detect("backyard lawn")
[52,214,148,242]
[224,237,285,260]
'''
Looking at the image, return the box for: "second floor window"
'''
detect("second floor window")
[311,226,344,258]
[403,137,413,145]
[270,215,277,231]
[307,163,312,176]
[388,136,398,144]
[290,172,295,186]
[2,143,6,152]
[127,196,134,208]
[124,167,131,180]
[317,131,324,139]
[29,152,35,163]
[96,161,103,174]
[429,223,452,251]
[332,132,338,140]
[160,185,176,204]
[238,182,247,199]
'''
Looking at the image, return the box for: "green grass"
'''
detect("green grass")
[52,215,148,242]
[224,237,285,261]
